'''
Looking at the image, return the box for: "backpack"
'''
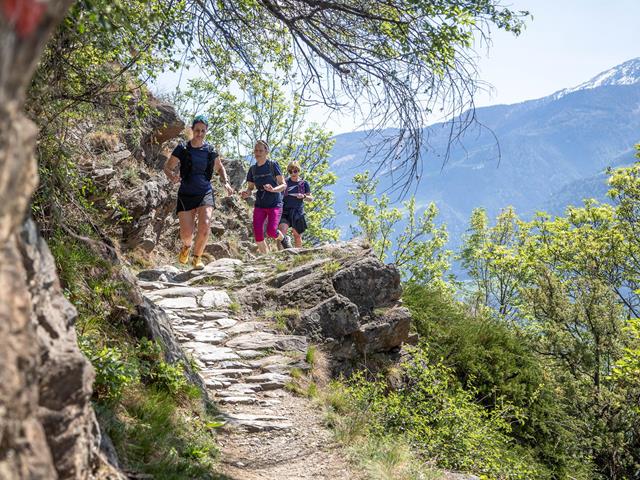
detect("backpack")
[177,141,217,181]
[250,160,277,188]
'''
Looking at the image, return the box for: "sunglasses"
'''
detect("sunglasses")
[289,169,300,174]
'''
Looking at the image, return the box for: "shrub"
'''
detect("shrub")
[81,341,136,405]
[335,348,551,479]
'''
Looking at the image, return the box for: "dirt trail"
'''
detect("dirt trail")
[138,254,363,480]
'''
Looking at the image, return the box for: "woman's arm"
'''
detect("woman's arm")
[214,156,234,195]
[164,155,180,184]
[264,174,287,193]
[240,181,255,199]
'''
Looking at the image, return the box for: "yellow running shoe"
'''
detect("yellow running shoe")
[192,255,205,270]
[178,245,190,264]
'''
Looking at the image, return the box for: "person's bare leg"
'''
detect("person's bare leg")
[257,240,267,254]
[292,228,302,248]
[193,205,213,256]
[277,223,288,250]
[178,210,196,247]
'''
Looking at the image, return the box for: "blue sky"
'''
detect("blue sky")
[155,1,640,134]
[309,0,640,133]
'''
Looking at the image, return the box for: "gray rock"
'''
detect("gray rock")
[218,396,257,405]
[266,258,328,288]
[15,220,106,478]
[236,350,264,359]
[137,266,180,282]
[204,368,253,379]
[332,256,402,314]
[226,322,262,335]
[223,413,292,432]
[199,290,231,308]
[145,286,204,299]
[218,384,262,395]
[221,157,247,191]
[204,242,231,260]
[210,220,226,236]
[226,332,307,352]
[190,329,228,345]
[216,318,238,328]
[217,361,251,369]
[354,307,411,353]
[156,296,198,309]
[294,295,360,340]
[245,373,290,390]
[120,180,173,252]
[204,311,232,320]
[198,347,240,363]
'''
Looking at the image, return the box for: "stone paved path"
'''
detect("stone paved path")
[138,257,362,480]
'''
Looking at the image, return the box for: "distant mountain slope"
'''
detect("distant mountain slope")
[328,58,640,251]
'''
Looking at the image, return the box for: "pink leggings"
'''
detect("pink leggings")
[253,207,282,242]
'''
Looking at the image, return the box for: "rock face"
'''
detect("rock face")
[332,256,402,314]
[19,220,107,478]
[0,2,123,477]
[0,219,124,480]
[236,243,411,370]
[140,98,185,169]
[119,176,174,252]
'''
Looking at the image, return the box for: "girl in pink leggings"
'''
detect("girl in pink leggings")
[240,140,292,253]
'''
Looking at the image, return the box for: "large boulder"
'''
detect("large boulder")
[140,98,185,169]
[353,307,412,354]
[120,178,175,252]
[223,157,248,191]
[332,256,402,314]
[293,295,360,341]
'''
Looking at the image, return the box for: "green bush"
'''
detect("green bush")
[81,341,136,405]
[403,284,590,478]
[136,338,197,398]
[338,348,550,479]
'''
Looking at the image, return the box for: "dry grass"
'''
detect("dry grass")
[87,131,119,153]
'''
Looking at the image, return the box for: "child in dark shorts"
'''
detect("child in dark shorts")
[278,162,313,248]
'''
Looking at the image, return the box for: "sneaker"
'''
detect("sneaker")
[178,245,190,264]
[192,255,205,270]
[281,235,292,249]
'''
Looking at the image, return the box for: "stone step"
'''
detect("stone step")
[225,332,307,352]
[217,384,262,396]
[218,396,258,405]
[203,368,254,379]
[223,413,293,432]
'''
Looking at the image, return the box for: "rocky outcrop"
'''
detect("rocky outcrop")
[140,98,185,169]
[119,174,174,252]
[0,219,124,480]
[19,220,98,478]
[217,243,410,370]
[0,2,120,477]
[332,256,402,314]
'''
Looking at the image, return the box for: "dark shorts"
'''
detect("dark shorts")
[279,208,307,234]
[176,190,214,213]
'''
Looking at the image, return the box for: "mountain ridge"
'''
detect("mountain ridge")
[327,59,640,252]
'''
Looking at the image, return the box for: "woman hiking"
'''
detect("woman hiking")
[278,162,313,248]
[163,115,234,269]
[240,140,292,253]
